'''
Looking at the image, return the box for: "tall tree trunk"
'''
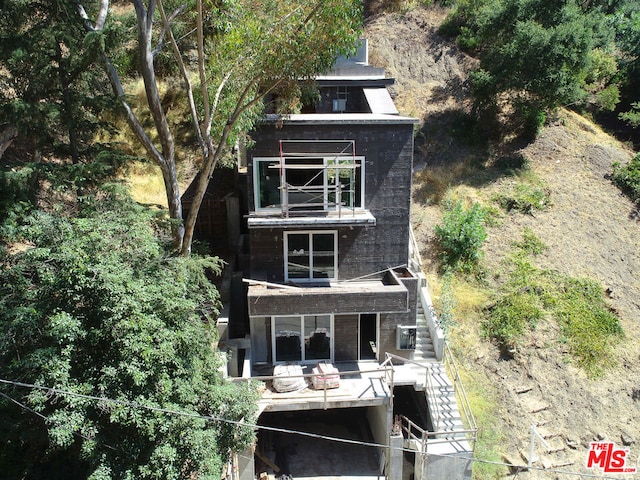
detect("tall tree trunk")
[0,126,18,161]
[55,40,80,165]
[133,0,184,250]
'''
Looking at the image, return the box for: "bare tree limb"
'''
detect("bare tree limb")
[157,0,206,155]
[153,4,187,57]
[196,0,211,134]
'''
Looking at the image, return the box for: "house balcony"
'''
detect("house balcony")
[247,183,376,229]
[246,273,409,317]
[247,209,376,229]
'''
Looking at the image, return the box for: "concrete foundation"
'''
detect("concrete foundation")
[237,446,255,480]
[414,445,473,480]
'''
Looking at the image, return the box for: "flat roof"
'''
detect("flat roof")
[263,113,418,125]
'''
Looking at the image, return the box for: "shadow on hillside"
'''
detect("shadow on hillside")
[413,98,533,206]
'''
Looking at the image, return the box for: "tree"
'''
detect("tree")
[448,0,612,138]
[0,186,258,479]
[76,0,363,255]
[0,0,121,187]
[615,6,640,130]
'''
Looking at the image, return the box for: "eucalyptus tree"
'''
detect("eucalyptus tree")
[76,0,362,255]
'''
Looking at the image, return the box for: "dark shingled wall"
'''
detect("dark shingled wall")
[247,120,414,282]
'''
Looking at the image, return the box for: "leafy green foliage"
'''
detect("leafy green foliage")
[445,0,615,139]
[619,101,640,127]
[484,288,545,349]
[0,188,258,479]
[612,152,640,203]
[613,6,640,132]
[494,180,551,213]
[434,200,488,272]
[482,231,622,375]
[512,227,548,255]
[0,0,123,179]
[554,277,622,375]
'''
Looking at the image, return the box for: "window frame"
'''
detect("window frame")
[284,230,338,283]
[253,156,365,213]
[272,314,334,364]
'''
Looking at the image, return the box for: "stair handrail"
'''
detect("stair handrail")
[408,225,423,272]
[384,353,441,432]
[443,342,478,449]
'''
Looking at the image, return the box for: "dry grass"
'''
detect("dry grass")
[125,162,168,207]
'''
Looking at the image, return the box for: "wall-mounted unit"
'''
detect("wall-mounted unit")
[396,325,416,350]
[332,99,347,112]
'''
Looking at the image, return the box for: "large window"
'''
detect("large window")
[285,231,337,282]
[253,156,364,212]
[273,315,332,363]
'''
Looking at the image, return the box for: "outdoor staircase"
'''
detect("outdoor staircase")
[425,362,466,438]
[414,303,436,360]
[407,299,471,449]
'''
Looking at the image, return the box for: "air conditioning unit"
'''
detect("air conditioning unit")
[332,99,347,112]
[396,326,417,350]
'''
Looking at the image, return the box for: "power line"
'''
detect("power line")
[0,390,118,452]
[0,377,631,479]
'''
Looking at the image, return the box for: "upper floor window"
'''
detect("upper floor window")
[253,156,364,214]
[284,231,337,282]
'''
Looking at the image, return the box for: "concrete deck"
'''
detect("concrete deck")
[256,362,392,413]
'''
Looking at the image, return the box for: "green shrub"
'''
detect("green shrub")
[434,200,487,272]
[555,278,623,376]
[456,26,479,51]
[483,291,544,349]
[494,181,551,214]
[612,152,640,204]
[482,235,623,375]
[512,228,547,255]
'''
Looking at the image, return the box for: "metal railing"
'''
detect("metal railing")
[443,342,477,449]
[231,364,394,411]
[385,351,477,454]
[408,224,423,272]
[384,352,442,432]
[399,414,478,453]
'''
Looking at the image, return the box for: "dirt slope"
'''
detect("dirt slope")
[366,6,640,478]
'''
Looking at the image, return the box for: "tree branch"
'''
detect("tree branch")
[157,0,206,155]
[153,4,187,57]
[196,0,211,134]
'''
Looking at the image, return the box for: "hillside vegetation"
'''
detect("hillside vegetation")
[366,5,640,478]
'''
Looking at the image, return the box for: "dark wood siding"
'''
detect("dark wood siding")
[334,314,359,361]
[247,121,414,282]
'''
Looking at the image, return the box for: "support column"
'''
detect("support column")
[388,432,404,479]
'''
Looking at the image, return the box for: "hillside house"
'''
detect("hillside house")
[187,41,475,480]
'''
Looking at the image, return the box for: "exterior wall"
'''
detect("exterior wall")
[379,275,418,359]
[334,314,359,362]
[247,121,414,283]
[366,404,392,476]
[247,283,408,317]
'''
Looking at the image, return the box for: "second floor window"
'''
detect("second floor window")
[285,231,337,282]
[253,156,363,213]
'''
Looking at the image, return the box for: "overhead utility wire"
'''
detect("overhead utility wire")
[0,378,630,479]
[0,390,118,452]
